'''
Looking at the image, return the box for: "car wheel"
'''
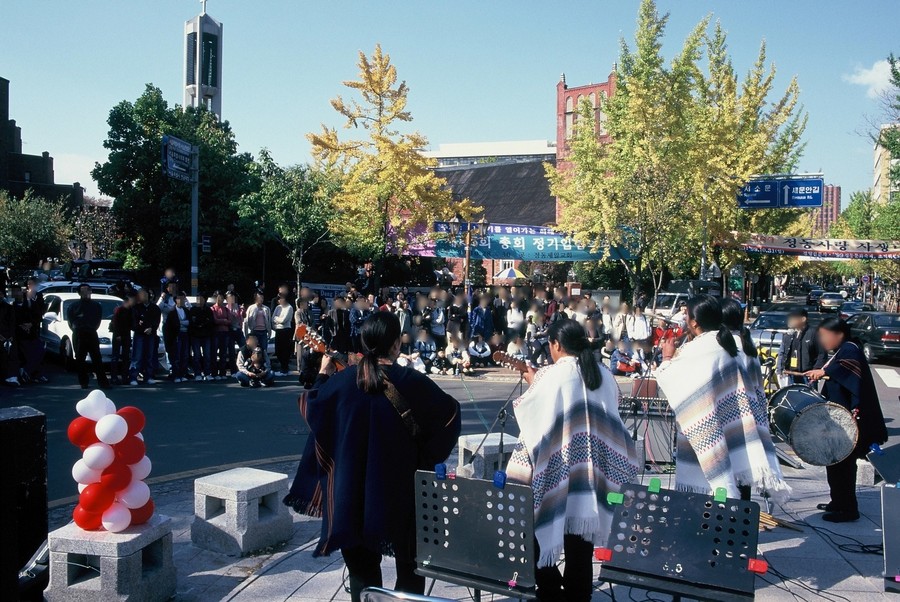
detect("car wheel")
[61,338,75,372]
[862,343,876,364]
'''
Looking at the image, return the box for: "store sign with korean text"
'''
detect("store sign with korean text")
[741,234,900,260]
[426,222,629,261]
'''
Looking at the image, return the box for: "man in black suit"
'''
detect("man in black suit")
[777,309,824,384]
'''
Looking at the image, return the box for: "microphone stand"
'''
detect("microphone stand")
[459,369,526,477]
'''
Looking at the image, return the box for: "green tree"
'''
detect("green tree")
[308,45,479,286]
[546,0,807,301]
[878,54,900,198]
[71,203,121,259]
[234,149,337,292]
[0,191,70,267]
[92,84,258,290]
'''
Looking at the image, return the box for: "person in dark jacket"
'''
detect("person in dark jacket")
[468,295,494,340]
[12,282,46,383]
[67,284,110,389]
[285,312,461,602]
[189,292,215,381]
[323,297,352,353]
[129,288,161,385]
[777,308,824,384]
[805,317,888,522]
[109,292,134,384]
[0,295,18,386]
[164,293,191,382]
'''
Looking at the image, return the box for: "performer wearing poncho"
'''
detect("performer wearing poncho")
[656,295,790,503]
[507,319,638,602]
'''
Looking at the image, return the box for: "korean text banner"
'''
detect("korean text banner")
[406,222,628,261]
[741,234,900,260]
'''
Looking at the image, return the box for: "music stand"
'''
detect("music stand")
[597,482,765,602]
[414,470,537,601]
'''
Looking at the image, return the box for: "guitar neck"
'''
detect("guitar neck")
[492,351,528,374]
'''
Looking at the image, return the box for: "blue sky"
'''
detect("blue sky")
[1,1,896,204]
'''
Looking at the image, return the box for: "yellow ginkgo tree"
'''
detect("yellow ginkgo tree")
[308,44,479,282]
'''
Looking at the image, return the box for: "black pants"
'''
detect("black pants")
[534,534,594,602]
[340,543,423,602]
[826,444,864,513]
[274,328,293,373]
[73,330,109,388]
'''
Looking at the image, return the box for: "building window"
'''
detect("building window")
[589,92,597,108]
[499,260,514,272]
[23,171,31,183]
[565,97,574,112]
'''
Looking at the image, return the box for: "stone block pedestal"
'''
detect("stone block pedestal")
[458,433,513,479]
[191,467,292,556]
[44,514,175,602]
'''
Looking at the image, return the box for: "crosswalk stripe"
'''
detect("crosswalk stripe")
[873,367,900,389]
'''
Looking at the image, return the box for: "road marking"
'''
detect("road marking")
[874,367,900,389]
[49,454,302,509]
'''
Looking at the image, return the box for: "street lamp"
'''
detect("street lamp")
[447,213,490,294]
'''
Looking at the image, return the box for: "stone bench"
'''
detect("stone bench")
[191,467,292,556]
[458,433,514,479]
[44,514,175,602]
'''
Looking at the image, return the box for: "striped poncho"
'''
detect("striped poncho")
[656,331,790,502]
[506,356,638,568]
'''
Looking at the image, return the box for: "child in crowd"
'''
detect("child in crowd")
[467,334,492,367]
[432,349,451,375]
[414,328,437,373]
[506,334,526,360]
[446,338,473,375]
[397,332,426,373]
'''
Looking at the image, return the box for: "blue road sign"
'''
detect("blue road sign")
[738,177,824,209]
[738,180,779,208]
[161,135,193,183]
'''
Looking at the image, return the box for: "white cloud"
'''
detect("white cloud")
[51,153,100,196]
[843,59,892,98]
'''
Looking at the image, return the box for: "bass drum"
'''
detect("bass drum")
[769,385,859,466]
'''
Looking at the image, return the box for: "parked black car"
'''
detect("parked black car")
[846,312,900,363]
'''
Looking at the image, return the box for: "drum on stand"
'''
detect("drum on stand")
[768,385,859,466]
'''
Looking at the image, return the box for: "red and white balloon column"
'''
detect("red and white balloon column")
[67,390,154,532]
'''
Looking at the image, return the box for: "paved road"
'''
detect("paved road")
[0,365,526,502]
[3,348,897,503]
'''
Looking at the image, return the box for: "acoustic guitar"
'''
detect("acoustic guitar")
[492,351,530,374]
[294,323,350,371]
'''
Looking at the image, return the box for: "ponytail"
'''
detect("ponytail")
[355,311,402,394]
[547,319,602,390]
[716,325,739,357]
[739,327,758,358]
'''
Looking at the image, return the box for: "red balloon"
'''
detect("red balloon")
[73,504,102,530]
[67,417,99,448]
[116,407,146,437]
[80,482,114,513]
[101,461,132,492]
[129,499,155,525]
[114,436,145,465]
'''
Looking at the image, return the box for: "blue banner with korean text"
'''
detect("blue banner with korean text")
[741,234,900,260]
[416,222,629,261]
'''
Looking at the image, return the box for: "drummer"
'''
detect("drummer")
[805,317,888,523]
[777,309,824,385]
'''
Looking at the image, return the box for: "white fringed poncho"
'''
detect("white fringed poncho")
[507,357,638,567]
[656,331,790,502]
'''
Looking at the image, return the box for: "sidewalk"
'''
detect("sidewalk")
[47,455,892,601]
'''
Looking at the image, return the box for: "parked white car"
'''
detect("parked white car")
[40,293,122,364]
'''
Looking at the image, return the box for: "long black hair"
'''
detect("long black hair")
[720,297,757,358]
[686,294,738,357]
[356,311,402,394]
[547,319,602,390]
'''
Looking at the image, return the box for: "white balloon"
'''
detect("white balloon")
[82,443,115,471]
[135,432,144,441]
[103,397,117,415]
[101,502,131,533]
[78,483,87,493]
[76,391,113,421]
[117,480,150,509]
[129,456,152,481]
[72,459,101,485]
[95,414,128,445]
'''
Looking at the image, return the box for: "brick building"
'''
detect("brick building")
[811,184,841,236]
[0,77,83,208]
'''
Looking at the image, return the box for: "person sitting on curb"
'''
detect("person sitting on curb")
[235,334,275,388]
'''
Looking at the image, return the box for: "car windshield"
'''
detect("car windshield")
[752,314,788,330]
[821,293,842,300]
[654,294,677,308]
[62,299,121,320]
[874,314,900,329]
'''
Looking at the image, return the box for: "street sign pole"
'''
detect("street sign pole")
[190,146,199,296]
